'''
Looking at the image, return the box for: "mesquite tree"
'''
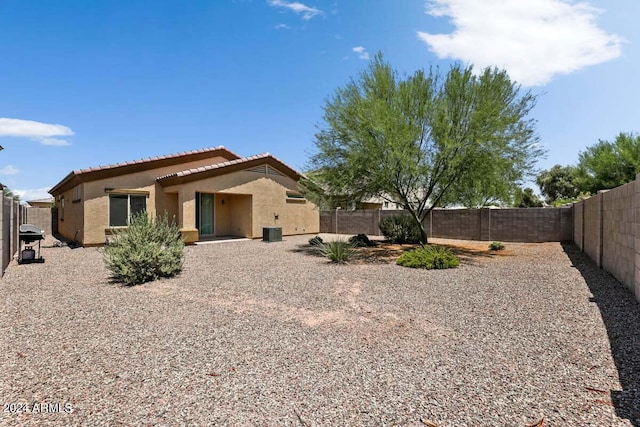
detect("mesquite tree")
[307,54,543,243]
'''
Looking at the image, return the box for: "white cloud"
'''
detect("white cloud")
[0,118,74,146]
[39,137,71,146]
[352,46,370,60]
[417,0,623,86]
[13,187,52,202]
[268,0,323,20]
[0,118,73,138]
[0,165,19,175]
[274,23,292,30]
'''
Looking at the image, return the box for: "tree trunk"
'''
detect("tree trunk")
[407,208,429,244]
[418,221,429,245]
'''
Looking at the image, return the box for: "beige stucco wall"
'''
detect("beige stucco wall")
[229,194,252,237]
[67,156,229,245]
[214,194,252,237]
[56,157,318,245]
[54,185,85,243]
[165,169,319,239]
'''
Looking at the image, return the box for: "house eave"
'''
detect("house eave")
[48,147,241,196]
[157,156,303,187]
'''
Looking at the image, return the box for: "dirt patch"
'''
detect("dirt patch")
[351,239,514,264]
[433,240,515,262]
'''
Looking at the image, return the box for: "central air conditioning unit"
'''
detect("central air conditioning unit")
[262,226,282,242]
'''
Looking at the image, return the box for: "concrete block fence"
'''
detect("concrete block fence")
[573,174,640,302]
[320,180,640,304]
[0,190,27,276]
[25,207,53,236]
[320,206,573,243]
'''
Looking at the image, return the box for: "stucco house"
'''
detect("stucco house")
[48,146,319,246]
[26,197,55,208]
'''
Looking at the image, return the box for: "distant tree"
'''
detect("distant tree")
[574,132,640,194]
[439,151,521,208]
[536,164,579,204]
[307,54,543,243]
[2,187,20,201]
[513,187,543,208]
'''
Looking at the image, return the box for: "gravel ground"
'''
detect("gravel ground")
[0,234,639,426]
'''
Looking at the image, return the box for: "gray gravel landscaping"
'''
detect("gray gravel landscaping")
[0,234,639,426]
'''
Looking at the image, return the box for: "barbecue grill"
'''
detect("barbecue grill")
[18,224,45,264]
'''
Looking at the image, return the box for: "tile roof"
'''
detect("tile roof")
[49,146,241,195]
[156,152,305,185]
[73,146,240,175]
[27,197,54,203]
[157,153,270,180]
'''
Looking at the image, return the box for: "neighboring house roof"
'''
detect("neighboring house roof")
[49,146,242,195]
[156,153,304,187]
[27,197,54,206]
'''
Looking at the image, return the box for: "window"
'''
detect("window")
[286,191,306,203]
[286,191,304,199]
[72,185,82,202]
[109,194,147,226]
[60,196,65,220]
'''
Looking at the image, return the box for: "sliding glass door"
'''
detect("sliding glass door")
[197,192,215,237]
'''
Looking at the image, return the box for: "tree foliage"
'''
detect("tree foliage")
[536,164,580,204]
[379,214,422,244]
[2,187,20,201]
[513,187,543,208]
[307,54,543,242]
[574,132,640,194]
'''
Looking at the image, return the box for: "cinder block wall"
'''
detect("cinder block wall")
[320,207,573,242]
[1,195,11,273]
[575,174,640,302]
[635,177,640,301]
[431,209,481,240]
[0,193,26,276]
[322,209,383,235]
[489,208,573,242]
[601,183,635,291]
[583,193,603,267]
[573,200,584,250]
[26,207,52,235]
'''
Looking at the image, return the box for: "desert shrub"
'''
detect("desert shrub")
[488,241,505,251]
[379,215,422,244]
[308,236,324,246]
[317,239,356,264]
[396,245,459,269]
[103,212,184,285]
[349,233,375,247]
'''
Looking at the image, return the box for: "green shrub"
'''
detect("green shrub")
[396,245,459,269]
[349,233,375,247]
[103,212,184,286]
[317,239,356,264]
[308,236,324,246]
[489,241,505,251]
[379,215,422,244]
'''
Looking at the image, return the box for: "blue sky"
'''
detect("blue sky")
[0,0,637,201]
